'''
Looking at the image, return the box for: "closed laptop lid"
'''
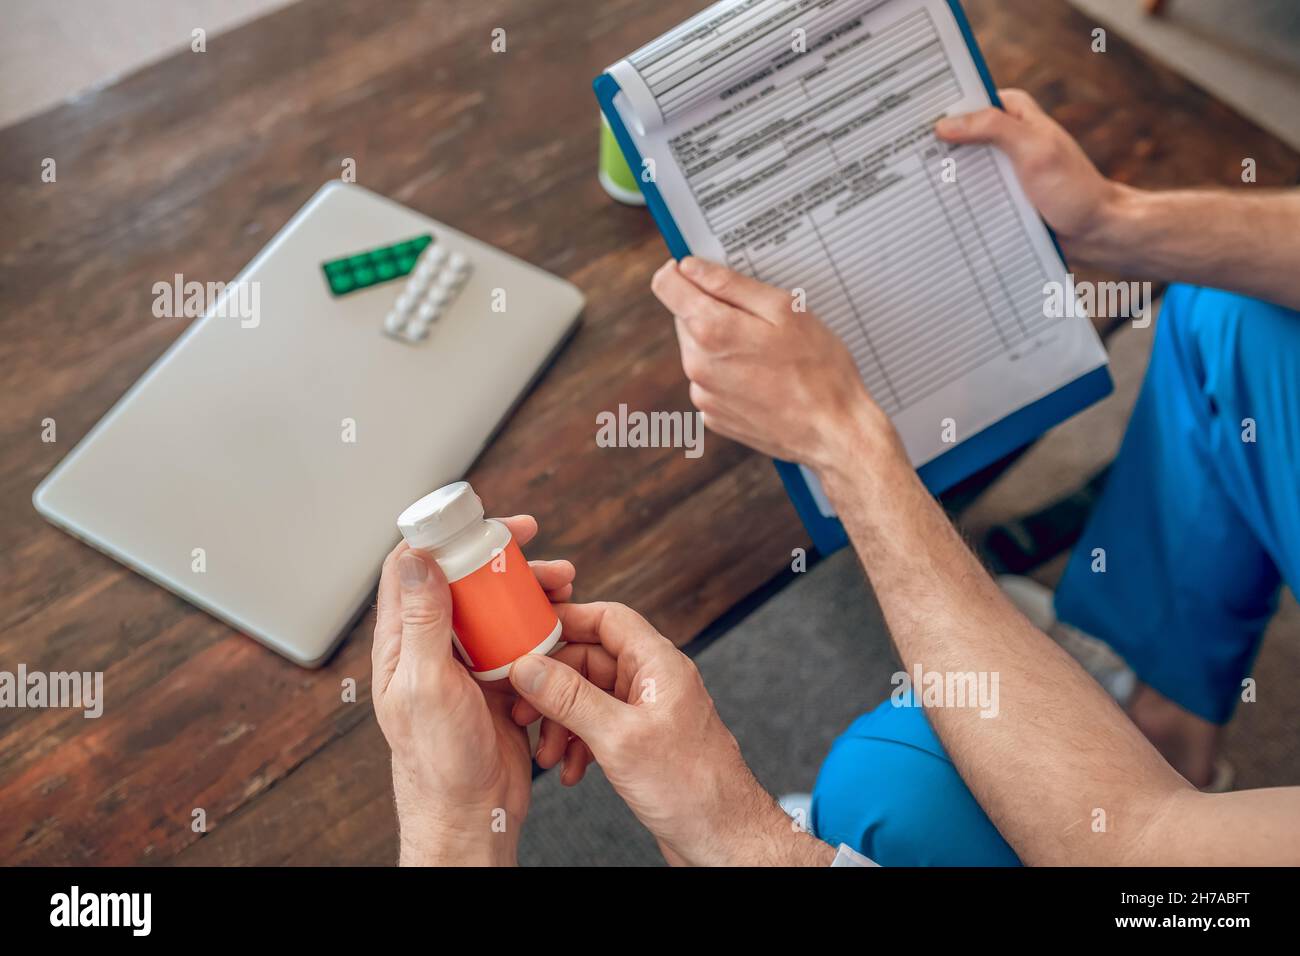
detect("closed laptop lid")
[34,182,583,665]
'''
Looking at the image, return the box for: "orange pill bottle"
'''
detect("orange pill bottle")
[396,482,561,680]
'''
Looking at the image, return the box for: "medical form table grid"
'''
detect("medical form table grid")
[632,1,1064,417]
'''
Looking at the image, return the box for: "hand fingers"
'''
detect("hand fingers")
[652,260,748,353]
[497,514,539,548]
[535,726,594,783]
[529,558,575,599]
[685,379,756,438]
[508,652,630,748]
[675,313,766,397]
[686,379,751,446]
[513,642,618,726]
[552,603,680,708]
[677,256,792,324]
[498,517,573,598]
[561,738,593,786]
[395,549,456,669]
[527,634,618,771]
[674,315,727,390]
[688,380,727,428]
[535,714,571,769]
[551,602,674,659]
[372,540,411,696]
[934,105,1028,163]
[997,87,1045,121]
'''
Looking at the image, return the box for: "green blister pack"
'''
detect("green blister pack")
[321,234,433,296]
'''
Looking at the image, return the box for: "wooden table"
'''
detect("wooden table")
[2,0,1296,866]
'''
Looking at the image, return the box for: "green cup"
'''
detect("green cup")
[599,114,646,206]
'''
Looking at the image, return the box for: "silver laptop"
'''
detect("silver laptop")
[34,182,583,666]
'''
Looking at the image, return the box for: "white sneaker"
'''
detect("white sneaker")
[997,575,1138,706]
[1201,759,1236,794]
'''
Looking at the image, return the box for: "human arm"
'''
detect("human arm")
[817,404,1300,865]
[936,89,1300,311]
[506,602,836,867]
[649,257,1300,865]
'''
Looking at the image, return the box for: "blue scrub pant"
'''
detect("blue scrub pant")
[813,287,1298,864]
[812,700,1021,865]
[1056,285,1300,724]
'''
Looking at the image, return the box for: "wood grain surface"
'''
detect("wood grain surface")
[1,0,1296,865]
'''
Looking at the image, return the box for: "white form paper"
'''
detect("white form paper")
[607,0,1108,515]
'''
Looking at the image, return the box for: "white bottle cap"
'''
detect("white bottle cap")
[396,481,484,551]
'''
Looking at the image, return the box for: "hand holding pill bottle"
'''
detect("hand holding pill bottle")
[397,482,562,680]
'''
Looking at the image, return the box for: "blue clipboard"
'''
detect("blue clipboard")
[595,0,1113,556]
